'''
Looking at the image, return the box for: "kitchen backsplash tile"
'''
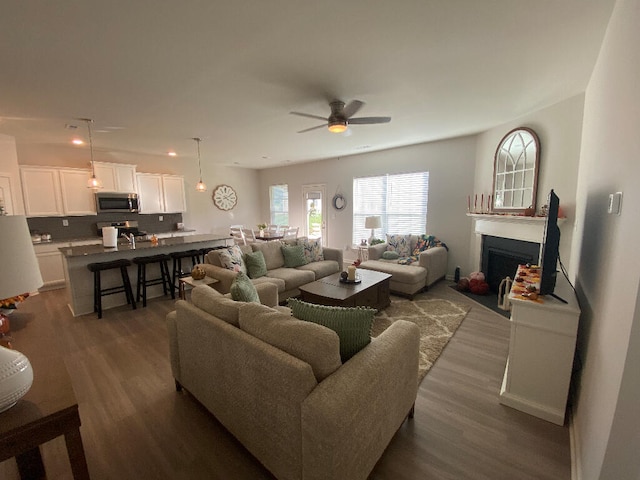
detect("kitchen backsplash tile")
[28,213,183,242]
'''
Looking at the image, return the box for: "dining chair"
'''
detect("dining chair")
[266,224,279,235]
[230,227,246,245]
[283,226,299,240]
[242,228,258,243]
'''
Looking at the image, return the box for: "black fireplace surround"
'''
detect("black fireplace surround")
[482,235,540,293]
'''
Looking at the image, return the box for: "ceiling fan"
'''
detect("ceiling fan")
[290,100,391,134]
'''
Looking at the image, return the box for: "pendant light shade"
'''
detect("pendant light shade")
[193,137,207,192]
[81,118,103,190]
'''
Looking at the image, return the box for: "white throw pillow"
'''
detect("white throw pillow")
[218,245,247,274]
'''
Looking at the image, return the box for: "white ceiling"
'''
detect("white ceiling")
[0,1,614,169]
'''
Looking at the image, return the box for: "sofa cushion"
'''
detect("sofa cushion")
[251,241,285,270]
[244,250,268,279]
[282,244,308,268]
[386,234,412,257]
[298,237,324,263]
[218,245,247,274]
[266,267,315,291]
[230,272,260,303]
[206,245,252,267]
[191,284,242,326]
[296,260,340,279]
[287,298,376,362]
[238,303,342,382]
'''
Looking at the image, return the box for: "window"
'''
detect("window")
[269,184,289,225]
[352,172,430,245]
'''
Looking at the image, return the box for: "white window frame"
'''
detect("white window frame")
[352,171,430,245]
[269,184,289,226]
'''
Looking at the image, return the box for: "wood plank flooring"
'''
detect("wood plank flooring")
[0,282,571,479]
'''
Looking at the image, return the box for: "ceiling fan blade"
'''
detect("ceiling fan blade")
[348,116,391,125]
[290,111,327,121]
[297,124,326,133]
[342,100,364,118]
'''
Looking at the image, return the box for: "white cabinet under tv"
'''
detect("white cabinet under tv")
[499,266,580,425]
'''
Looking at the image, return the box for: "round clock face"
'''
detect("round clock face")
[212,184,237,211]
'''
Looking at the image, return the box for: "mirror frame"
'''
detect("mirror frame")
[492,127,540,214]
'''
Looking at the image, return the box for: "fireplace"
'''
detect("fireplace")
[482,236,540,292]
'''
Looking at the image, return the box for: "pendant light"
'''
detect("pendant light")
[81,118,102,190]
[193,137,207,192]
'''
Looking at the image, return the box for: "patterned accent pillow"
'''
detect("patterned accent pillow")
[244,250,267,279]
[230,272,260,303]
[412,234,449,255]
[298,237,324,263]
[287,298,376,362]
[218,245,247,274]
[386,234,412,257]
[281,244,308,268]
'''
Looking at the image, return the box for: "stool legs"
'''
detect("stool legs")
[120,266,137,309]
[93,271,102,318]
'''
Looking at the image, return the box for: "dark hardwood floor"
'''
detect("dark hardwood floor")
[0,282,571,479]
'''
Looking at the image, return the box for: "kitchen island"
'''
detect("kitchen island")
[61,234,231,316]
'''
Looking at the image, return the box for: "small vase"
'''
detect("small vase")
[259,229,265,237]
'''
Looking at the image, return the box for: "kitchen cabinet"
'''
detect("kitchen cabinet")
[136,173,186,213]
[162,175,186,213]
[59,168,97,215]
[34,242,68,291]
[20,167,64,216]
[93,162,137,193]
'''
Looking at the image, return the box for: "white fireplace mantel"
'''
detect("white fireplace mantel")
[468,214,566,271]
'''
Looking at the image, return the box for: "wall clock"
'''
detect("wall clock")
[212,184,237,211]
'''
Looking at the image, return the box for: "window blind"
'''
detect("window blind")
[269,184,289,225]
[352,172,429,245]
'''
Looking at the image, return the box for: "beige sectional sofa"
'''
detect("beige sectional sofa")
[200,239,342,303]
[359,236,448,298]
[166,283,420,480]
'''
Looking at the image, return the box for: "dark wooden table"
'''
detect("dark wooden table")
[254,234,284,241]
[298,269,391,310]
[0,316,90,479]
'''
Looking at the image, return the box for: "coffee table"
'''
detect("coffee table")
[298,269,391,310]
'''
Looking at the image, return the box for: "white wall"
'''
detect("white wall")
[259,136,477,276]
[0,134,25,215]
[570,0,640,478]
[473,94,585,277]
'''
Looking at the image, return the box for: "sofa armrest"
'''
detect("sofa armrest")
[418,246,448,286]
[198,263,237,294]
[322,246,343,266]
[254,282,279,307]
[367,242,388,260]
[301,320,420,480]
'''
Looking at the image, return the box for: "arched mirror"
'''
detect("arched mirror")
[492,127,540,213]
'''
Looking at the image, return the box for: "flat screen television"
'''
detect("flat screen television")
[539,189,561,297]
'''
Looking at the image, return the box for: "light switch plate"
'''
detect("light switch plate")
[608,192,623,215]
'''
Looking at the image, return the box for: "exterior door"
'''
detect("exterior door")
[302,184,326,245]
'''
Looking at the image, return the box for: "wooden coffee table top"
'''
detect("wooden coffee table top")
[299,269,391,302]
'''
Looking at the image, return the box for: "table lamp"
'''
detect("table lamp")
[364,216,382,245]
[0,215,43,412]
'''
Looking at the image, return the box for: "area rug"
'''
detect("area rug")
[371,292,470,382]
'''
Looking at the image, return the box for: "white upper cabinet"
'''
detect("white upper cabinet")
[20,166,64,216]
[93,162,137,193]
[21,166,97,217]
[136,173,164,213]
[162,175,186,213]
[137,173,186,213]
[59,168,97,215]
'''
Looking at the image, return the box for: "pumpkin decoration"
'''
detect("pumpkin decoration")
[191,265,206,280]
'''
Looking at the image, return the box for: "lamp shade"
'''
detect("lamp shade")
[0,216,43,299]
[364,216,382,229]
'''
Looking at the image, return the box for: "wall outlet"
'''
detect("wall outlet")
[159,215,164,221]
[608,192,623,215]
[62,219,69,226]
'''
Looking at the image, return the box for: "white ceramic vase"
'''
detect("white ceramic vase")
[0,345,34,413]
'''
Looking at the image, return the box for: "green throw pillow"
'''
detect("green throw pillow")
[244,250,267,279]
[382,250,400,260]
[287,298,376,362]
[281,244,308,268]
[230,272,260,303]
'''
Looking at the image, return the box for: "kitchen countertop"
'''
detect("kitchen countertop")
[60,234,230,258]
[32,229,198,246]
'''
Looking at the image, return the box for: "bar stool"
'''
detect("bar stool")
[133,254,174,307]
[170,250,201,294]
[87,259,136,319]
[198,246,222,263]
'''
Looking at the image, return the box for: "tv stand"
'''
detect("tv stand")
[499,265,580,425]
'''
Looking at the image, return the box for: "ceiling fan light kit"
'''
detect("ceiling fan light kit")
[291,99,391,134]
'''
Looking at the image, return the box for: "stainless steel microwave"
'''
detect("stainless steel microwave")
[95,192,139,213]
